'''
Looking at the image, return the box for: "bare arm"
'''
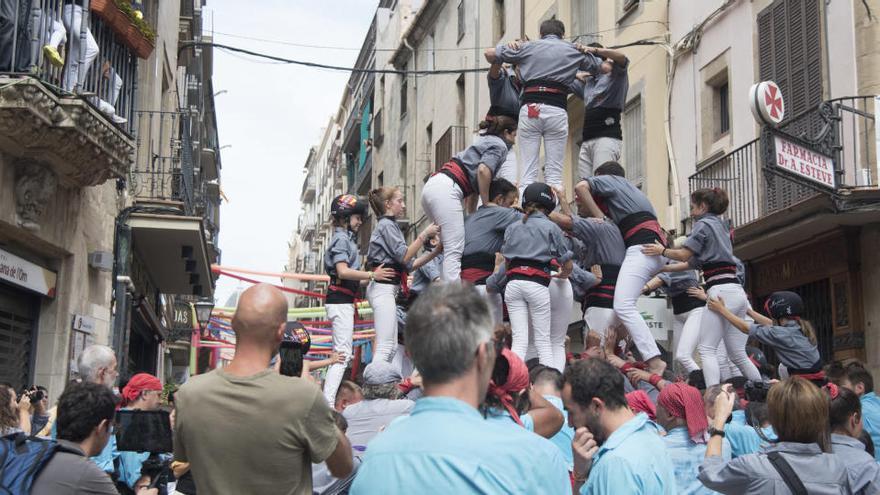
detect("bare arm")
[411,247,441,271]
[549,212,574,231]
[484,47,499,64]
[661,261,692,273]
[643,242,694,262]
[527,389,564,439]
[574,181,604,219]
[595,47,627,67]
[325,429,354,478]
[706,385,736,458]
[403,225,438,264]
[487,61,502,79]
[642,276,664,294]
[478,164,492,207]
[335,262,394,283]
[748,307,773,326]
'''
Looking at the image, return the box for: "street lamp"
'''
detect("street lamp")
[194,298,215,331]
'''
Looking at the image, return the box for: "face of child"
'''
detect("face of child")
[348,214,363,232]
[690,201,709,218]
[385,191,406,218]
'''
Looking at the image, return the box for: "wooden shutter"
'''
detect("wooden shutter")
[757,0,824,129]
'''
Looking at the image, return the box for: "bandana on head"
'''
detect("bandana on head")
[121,373,162,406]
[626,390,656,420]
[658,382,709,444]
[487,348,530,426]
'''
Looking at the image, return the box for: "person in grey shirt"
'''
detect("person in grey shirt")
[32,382,158,495]
[829,385,880,494]
[485,64,522,184]
[699,380,852,495]
[342,361,414,454]
[569,44,629,180]
[485,18,601,194]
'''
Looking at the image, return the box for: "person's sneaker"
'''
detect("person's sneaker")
[111,115,128,124]
[42,45,64,67]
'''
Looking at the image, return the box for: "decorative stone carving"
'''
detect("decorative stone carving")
[14,161,57,232]
[0,77,134,188]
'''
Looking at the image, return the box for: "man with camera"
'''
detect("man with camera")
[31,382,157,495]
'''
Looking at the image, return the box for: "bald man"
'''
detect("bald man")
[173,284,352,495]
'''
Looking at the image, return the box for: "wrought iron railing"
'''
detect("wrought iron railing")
[689,96,876,227]
[1,0,140,133]
[130,110,197,215]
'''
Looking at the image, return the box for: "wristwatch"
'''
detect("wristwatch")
[707,426,726,438]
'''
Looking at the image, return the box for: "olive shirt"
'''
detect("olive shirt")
[174,368,339,495]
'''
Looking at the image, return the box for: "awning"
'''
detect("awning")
[128,213,213,297]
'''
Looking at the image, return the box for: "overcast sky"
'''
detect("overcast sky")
[205,0,378,306]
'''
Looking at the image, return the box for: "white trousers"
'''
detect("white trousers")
[323,303,355,406]
[577,137,622,180]
[548,278,573,372]
[61,5,98,92]
[697,283,762,386]
[506,279,552,366]
[475,284,504,325]
[673,307,704,374]
[517,104,569,194]
[421,174,464,282]
[614,246,666,361]
[390,343,414,378]
[584,306,620,348]
[496,143,519,185]
[367,281,399,363]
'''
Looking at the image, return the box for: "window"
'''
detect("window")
[717,82,730,136]
[426,122,433,164]
[571,0,598,43]
[399,144,408,184]
[373,109,384,146]
[457,0,466,42]
[400,76,408,118]
[757,0,823,132]
[618,0,640,23]
[622,96,644,187]
[378,171,384,186]
[493,0,505,43]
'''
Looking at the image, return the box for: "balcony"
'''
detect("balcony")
[130,110,196,213]
[0,0,146,187]
[301,220,316,241]
[689,96,877,257]
[434,125,468,173]
[301,174,317,203]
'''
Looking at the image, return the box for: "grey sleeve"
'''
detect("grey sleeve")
[494,42,527,64]
[568,77,585,98]
[657,272,672,286]
[570,216,598,243]
[748,324,784,347]
[420,258,441,282]
[570,264,599,294]
[683,221,710,255]
[586,175,614,197]
[327,236,351,266]
[552,229,574,263]
[479,143,507,173]
[579,52,603,73]
[486,265,507,294]
[698,455,758,493]
[380,222,409,267]
[612,56,630,76]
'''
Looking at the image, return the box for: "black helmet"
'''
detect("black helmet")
[763,291,804,320]
[281,321,310,354]
[522,183,556,211]
[330,194,368,219]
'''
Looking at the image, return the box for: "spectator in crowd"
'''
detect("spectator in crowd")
[29,386,50,435]
[831,363,880,461]
[626,389,657,420]
[481,348,564,438]
[335,380,364,412]
[31,381,158,495]
[351,283,570,494]
[699,378,851,494]
[0,382,27,437]
[117,372,164,491]
[530,365,575,470]
[703,385,776,458]
[563,358,676,494]
[313,411,361,495]
[656,382,729,494]
[342,360,414,452]
[174,283,352,495]
[167,389,196,495]
[828,383,880,493]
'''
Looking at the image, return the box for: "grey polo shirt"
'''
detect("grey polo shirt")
[683,214,736,268]
[570,216,626,266]
[658,270,701,298]
[501,212,573,264]
[831,433,880,494]
[367,216,412,270]
[487,67,521,117]
[343,398,415,451]
[749,321,821,370]
[31,440,118,495]
[452,134,510,192]
[494,35,601,87]
[463,205,523,258]
[570,57,630,111]
[325,227,361,275]
[586,175,656,223]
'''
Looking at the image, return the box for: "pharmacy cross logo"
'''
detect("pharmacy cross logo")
[763,82,784,120]
[749,81,786,126]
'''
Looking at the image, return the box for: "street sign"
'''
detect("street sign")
[749,81,786,126]
[772,135,836,188]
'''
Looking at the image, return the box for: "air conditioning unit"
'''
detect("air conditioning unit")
[88,251,114,272]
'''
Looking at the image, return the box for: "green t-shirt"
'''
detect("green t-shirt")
[174,368,338,495]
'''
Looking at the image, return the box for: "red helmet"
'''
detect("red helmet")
[330,194,368,219]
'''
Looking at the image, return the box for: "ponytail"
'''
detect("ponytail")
[691,188,730,215]
[368,186,399,217]
[479,115,517,136]
[521,202,549,224]
[799,319,818,347]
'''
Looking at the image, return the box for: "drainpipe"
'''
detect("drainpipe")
[403,36,418,235]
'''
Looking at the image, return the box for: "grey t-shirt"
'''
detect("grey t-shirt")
[411,254,442,293]
[749,321,821,370]
[367,216,411,270]
[502,212,572,264]
[586,175,656,223]
[570,216,625,266]
[658,270,701,298]
[343,398,415,450]
[324,227,361,275]
[683,214,736,268]
[463,205,523,258]
[569,263,599,302]
[31,440,118,495]
[487,68,521,117]
[570,58,630,110]
[452,134,509,193]
[494,35,600,86]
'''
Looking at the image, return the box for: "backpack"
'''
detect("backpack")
[0,432,80,495]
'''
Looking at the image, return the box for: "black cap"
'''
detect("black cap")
[764,291,804,320]
[522,182,556,211]
[330,194,368,219]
